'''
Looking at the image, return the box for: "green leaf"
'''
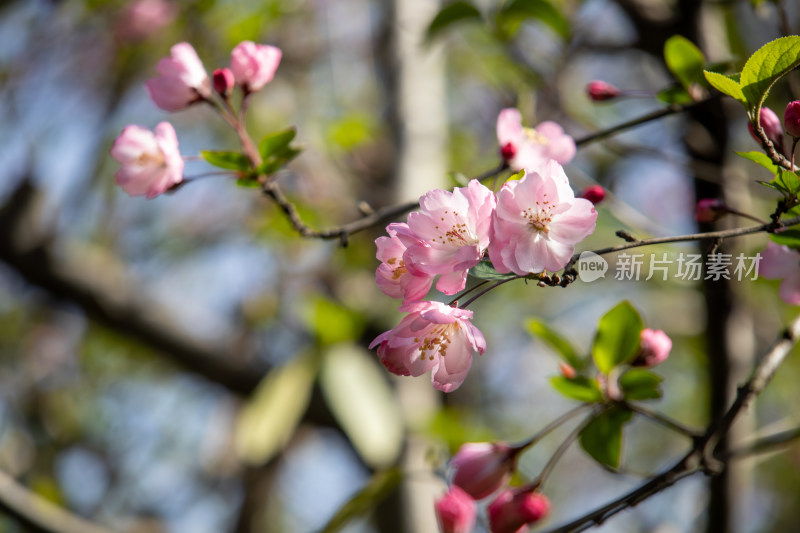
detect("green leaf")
[468,260,518,281]
[235,354,317,465]
[740,36,800,113]
[656,86,694,105]
[236,177,261,188]
[664,36,707,91]
[619,369,663,401]
[736,150,779,175]
[322,469,403,533]
[525,318,582,368]
[703,71,746,105]
[497,0,569,39]
[550,376,603,403]
[319,344,403,469]
[505,169,526,183]
[425,1,483,42]
[769,228,800,250]
[578,406,633,469]
[591,301,644,374]
[259,127,296,159]
[201,150,252,171]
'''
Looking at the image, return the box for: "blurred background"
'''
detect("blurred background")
[0,0,799,532]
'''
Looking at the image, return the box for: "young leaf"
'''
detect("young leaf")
[259,127,296,160]
[550,376,603,403]
[525,318,582,368]
[703,71,746,105]
[591,301,643,374]
[664,36,707,91]
[656,86,693,105]
[425,1,483,42]
[320,345,403,469]
[740,36,800,112]
[497,0,569,39]
[234,354,317,465]
[578,406,633,469]
[736,150,779,175]
[619,369,663,401]
[201,150,252,171]
[468,260,518,281]
[769,228,800,250]
[322,468,403,533]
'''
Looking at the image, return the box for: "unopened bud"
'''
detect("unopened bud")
[784,101,800,138]
[580,185,606,204]
[435,486,476,533]
[500,142,517,161]
[488,489,550,533]
[748,107,786,156]
[558,362,576,379]
[213,68,235,97]
[451,442,517,500]
[695,198,727,223]
[633,328,672,367]
[586,80,621,102]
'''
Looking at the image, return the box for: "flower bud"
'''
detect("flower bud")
[633,328,672,367]
[580,185,605,204]
[748,107,786,156]
[500,142,517,161]
[558,361,576,379]
[586,80,621,102]
[488,489,550,533]
[451,442,517,500]
[784,101,800,138]
[213,68,235,97]
[435,486,476,533]
[695,198,727,223]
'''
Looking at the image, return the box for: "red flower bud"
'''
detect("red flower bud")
[748,107,786,156]
[785,101,800,138]
[435,486,476,533]
[558,361,576,379]
[213,68,235,97]
[695,198,726,223]
[586,80,621,102]
[580,185,606,204]
[500,142,517,161]
[488,489,550,533]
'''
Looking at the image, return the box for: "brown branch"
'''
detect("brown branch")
[543,312,800,533]
[0,180,268,396]
[0,468,118,533]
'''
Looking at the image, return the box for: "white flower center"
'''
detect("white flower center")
[523,127,549,145]
[415,323,457,361]
[523,196,554,235]
[431,210,477,247]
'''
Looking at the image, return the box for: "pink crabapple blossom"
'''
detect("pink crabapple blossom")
[633,328,672,367]
[404,180,496,295]
[369,300,486,392]
[230,41,282,93]
[488,489,550,533]
[111,122,184,198]
[145,42,210,111]
[375,222,435,302]
[496,108,576,172]
[451,442,517,500]
[784,101,800,138]
[759,241,800,305]
[115,0,178,42]
[434,486,477,533]
[488,161,597,275]
[748,107,785,156]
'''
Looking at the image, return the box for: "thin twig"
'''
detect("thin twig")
[514,404,593,450]
[624,402,702,439]
[575,100,711,147]
[459,275,524,309]
[725,426,800,459]
[532,409,599,490]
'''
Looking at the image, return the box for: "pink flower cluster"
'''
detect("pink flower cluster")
[111,40,282,197]
[435,442,550,533]
[372,161,597,392]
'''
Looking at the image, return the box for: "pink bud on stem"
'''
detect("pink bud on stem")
[451,442,519,499]
[580,185,605,204]
[632,328,672,367]
[213,68,235,98]
[435,486,476,533]
[748,107,786,157]
[784,101,800,169]
[488,489,550,533]
[586,80,621,102]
